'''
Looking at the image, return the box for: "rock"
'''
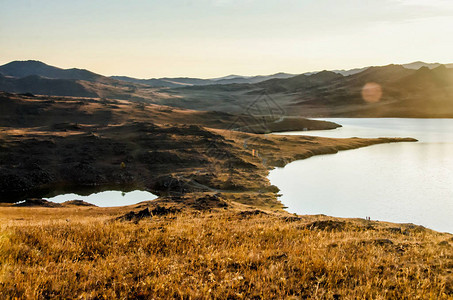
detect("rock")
[117,208,152,222]
[304,220,346,231]
[358,238,394,247]
[373,239,394,246]
[438,240,451,247]
[281,216,302,222]
[385,227,402,234]
[238,210,267,218]
[191,194,228,210]
[116,205,180,222]
[150,205,180,216]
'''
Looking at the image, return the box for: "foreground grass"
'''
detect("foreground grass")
[0,204,452,299]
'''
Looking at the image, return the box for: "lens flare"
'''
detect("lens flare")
[361,82,382,103]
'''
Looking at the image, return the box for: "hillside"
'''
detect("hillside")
[0,60,169,100]
[0,74,98,97]
[169,64,453,117]
[1,201,451,299]
[403,61,453,70]
[0,92,413,204]
[111,72,297,88]
[0,60,108,82]
[1,60,453,117]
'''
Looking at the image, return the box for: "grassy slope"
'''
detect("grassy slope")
[0,202,452,299]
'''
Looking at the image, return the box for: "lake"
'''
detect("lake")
[44,190,158,207]
[269,118,453,233]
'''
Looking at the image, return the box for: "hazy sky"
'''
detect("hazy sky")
[1,0,452,78]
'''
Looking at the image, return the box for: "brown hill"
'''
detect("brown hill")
[0,74,98,97]
[0,60,109,82]
[0,92,413,203]
[170,64,453,117]
[2,60,452,117]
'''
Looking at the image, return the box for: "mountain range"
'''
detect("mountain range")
[109,61,453,85]
[1,60,453,117]
[161,63,453,117]
[111,72,296,87]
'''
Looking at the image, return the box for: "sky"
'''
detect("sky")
[1,0,453,78]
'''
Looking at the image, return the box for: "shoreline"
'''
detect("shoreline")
[0,92,416,206]
[268,118,453,233]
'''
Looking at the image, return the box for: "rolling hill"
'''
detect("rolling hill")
[0,60,108,82]
[0,73,97,97]
[111,72,297,88]
[1,60,452,117]
[0,61,164,100]
[167,64,453,117]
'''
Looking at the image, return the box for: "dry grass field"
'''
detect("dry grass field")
[1,198,452,299]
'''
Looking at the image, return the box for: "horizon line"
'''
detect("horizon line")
[0,59,451,80]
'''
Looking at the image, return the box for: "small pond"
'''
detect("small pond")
[44,190,158,207]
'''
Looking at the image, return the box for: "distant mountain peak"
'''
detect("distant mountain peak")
[402,61,443,70]
[0,60,105,82]
[3,60,59,69]
[433,64,447,71]
[9,59,47,64]
[416,66,431,72]
[371,64,407,71]
[308,70,343,81]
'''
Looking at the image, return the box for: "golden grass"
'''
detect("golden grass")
[1,204,452,299]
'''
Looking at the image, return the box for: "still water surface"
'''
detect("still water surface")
[45,190,157,207]
[270,118,453,233]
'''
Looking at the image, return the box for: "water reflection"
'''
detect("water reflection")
[45,190,158,207]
